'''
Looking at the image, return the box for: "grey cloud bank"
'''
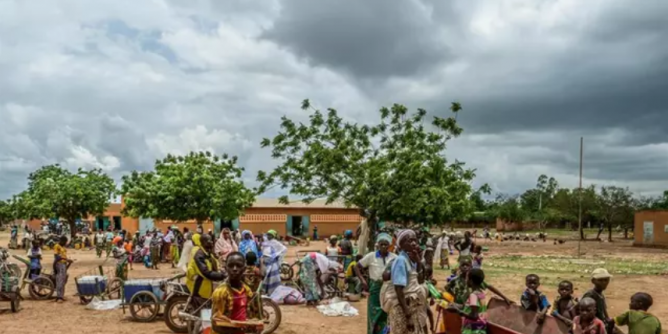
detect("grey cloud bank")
[1,0,667,200]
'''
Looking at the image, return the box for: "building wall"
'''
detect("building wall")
[634,210,668,247]
[22,201,362,238]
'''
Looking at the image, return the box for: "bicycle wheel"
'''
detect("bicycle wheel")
[279,263,293,281]
[260,296,281,334]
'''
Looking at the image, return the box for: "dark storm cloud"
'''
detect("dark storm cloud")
[97,114,155,172]
[262,0,455,79]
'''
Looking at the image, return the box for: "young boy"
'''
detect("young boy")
[582,268,614,332]
[573,297,607,334]
[614,292,662,334]
[212,252,257,334]
[27,239,43,278]
[124,238,134,271]
[552,280,578,326]
[345,254,364,294]
[520,274,551,324]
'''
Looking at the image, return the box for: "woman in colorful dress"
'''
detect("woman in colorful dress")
[238,230,259,264]
[53,236,73,303]
[299,252,323,306]
[357,233,397,334]
[261,230,287,295]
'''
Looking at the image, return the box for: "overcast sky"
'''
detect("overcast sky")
[1,0,667,201]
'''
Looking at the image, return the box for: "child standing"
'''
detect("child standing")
[448,268,488,334]
[212,252,257,334]
[124,238,134,271]
[472,245,483,269]
[582,268,614,332]
[345,254,364,294]
[573,297,607,334]
[614,292,662,334]
[520,274,551,324]
[552,280,578,326]
[27,240,42,278]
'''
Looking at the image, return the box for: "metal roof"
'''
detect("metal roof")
[251,198,354,209]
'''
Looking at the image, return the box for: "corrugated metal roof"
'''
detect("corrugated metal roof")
[251,198,355,209]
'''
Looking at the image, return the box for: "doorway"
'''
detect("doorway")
[291,216,303,236]
[112,216,122,230]
[221,220,233,230]
[96,217,110,231]
[643,221,654,244]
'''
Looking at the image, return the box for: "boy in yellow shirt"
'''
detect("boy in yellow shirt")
[345,254,364,294]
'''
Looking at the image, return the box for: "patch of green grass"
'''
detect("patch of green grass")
[484,255,668,276]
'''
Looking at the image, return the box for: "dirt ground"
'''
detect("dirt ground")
[0,232,666,334]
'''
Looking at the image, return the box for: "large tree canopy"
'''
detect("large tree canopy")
[257,100,482,228]
[121,151,255,224]
[16,165,116,237]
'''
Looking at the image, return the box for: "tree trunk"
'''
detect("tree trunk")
[579,222,585,239]
[366,216,378,252]
[607,222,613,242]
[624,228,629,239]
[68,219,77,239]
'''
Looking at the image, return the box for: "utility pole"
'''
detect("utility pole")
[578,137,583,258]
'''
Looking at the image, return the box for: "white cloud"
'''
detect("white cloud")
[65,146,121,172]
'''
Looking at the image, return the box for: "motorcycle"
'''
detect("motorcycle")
[163,275,281,334]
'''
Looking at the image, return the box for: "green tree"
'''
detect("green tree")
[0,199,14,226]
[17,165,116,238]
[521,174,560,229]
[121,151,255,224]
[597,186,635,242]
[257,100,481,240]
[488,194,527,224]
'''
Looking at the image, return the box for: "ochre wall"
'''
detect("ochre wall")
[22,201,362,239]
[634,210,668,247]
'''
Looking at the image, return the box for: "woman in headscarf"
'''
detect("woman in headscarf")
[238,230,259,264]
[434,231,450,270]
[261,229,287,295]
[357,233,397,334]
[382,229,427,334]
[141,231,153,268]
[214,228,237,265]
[111,236,128,280]
[150,230,162,270]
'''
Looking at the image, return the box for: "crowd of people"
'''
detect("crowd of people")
[346,228,662,334]
[6,222,663,334]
